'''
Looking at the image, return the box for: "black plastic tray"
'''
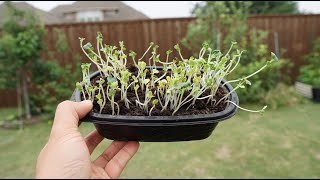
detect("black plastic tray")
[70,70,239,142]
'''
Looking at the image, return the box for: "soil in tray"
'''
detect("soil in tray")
[81,65,227,116]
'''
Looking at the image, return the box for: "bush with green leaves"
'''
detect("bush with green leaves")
[297,37,320,86]
[30,58,82,116]
[263,83,307,110]
[76,32,278,116]
[182,1,291,105]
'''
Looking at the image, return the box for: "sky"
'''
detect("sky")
[1,1,320,18]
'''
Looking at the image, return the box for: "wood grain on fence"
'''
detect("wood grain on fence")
[0,90,17,108]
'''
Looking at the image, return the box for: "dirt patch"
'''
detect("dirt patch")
[215,146,232,159]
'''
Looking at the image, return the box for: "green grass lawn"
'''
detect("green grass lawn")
[0,102,320,178]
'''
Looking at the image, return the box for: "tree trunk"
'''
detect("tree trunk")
[16,73,23,130]
[22,75,31,119]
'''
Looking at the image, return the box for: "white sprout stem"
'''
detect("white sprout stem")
[81,90,86,100]
[135,99,145,106]
[100,85,106,114]
[80,41,104,69]
[199,48,205,58]
[97,39,103,65]
[149,106,155,116]
[166,53,170,63]
[226,100,266,113]
[131,56,137,67]
[154,72,168,84]
[176,90,185,111]
[215,84,242,106]
[225,42,235,57]
[158,61,174,65]
[99,41,108,66]
[106,87,115,115]
[197,94,213,100]
[111,96,115,115]
[157,89,164,109]
[138,44,154,61]
[223,64,268,86]
[114,101,120,115]
[226,52,243,75]
[89,49,107,67]
[161,94,170,112]
[135,99,147,112]
[133,85,141,103]
[180,96,194,109]
[120,49,127,66]
[148,54,155,68]
[123,90,131,109]
[212,75,225,97]
[178,50,184,61]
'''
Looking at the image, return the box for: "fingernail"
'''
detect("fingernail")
[81,100,92,104]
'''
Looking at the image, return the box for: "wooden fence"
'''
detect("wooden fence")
[43,17,194,67]
[0,90,17,108]
[1,14,320,107]
[247,14,320,80]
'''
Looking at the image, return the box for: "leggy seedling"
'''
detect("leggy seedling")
[76,32,278,116]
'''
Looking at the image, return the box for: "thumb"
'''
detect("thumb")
[51,100,93,137]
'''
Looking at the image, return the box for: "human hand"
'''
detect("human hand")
[36,100,140,179]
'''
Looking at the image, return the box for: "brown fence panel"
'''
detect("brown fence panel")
[0,90,17,108]
[247,14,320,79]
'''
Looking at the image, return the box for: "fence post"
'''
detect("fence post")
[273,31,280,58]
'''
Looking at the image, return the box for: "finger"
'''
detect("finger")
[105,141,140,179]
[51,100,93,136]
[85,130,104,154]
[93,141,127,167]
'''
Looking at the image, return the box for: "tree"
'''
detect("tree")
[249,1,299,14]
[192,1,299,16]
[183,1,252,52]
[0,1,46,120]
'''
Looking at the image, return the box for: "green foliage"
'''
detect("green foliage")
[0,1,47,119]
[249,1,299,14]
[1,2,45,64]
[30,58,82,115]
[183,1,251,51]
[0,2,80,119]
[191,1,299,16]
[231,59,289,103]
[298,37,320,86]
[263,83,306,109]
[0,34,17,89]
[53,28,70,53]
[183,1,291,104]
[0,1,45,87]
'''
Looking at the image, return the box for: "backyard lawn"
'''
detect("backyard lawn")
[0,102,319,178]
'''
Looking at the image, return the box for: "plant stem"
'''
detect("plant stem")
[226,100,266,113]
[223,64,268,86]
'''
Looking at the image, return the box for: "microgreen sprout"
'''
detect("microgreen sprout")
[76,32,278,116]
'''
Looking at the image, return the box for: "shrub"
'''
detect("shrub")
[262,83,306,109]
[298,37,320,86]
